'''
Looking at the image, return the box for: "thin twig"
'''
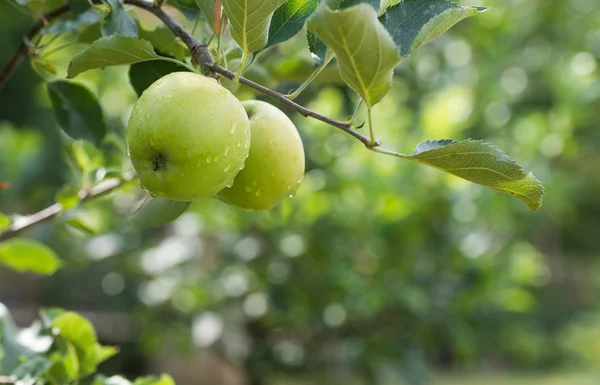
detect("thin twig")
[0,4,70,88]
[0,172,136,242]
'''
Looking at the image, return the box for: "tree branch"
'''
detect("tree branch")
[0,4,71,89]
[122,0,378,147]
[0,172,136,242]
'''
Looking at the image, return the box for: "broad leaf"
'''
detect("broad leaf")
[12,356,53,383]
[131,197,191,228]
[0,214,10,232]
[56,185,81,210]
[52,312,99,376]
[308,3,401,107]
[139,25,188,60]
[0,238,62,275]
[44,10,102,35]
[306,31,327,65]
[47,81,107,146]
[174,0,201,20]
[0,303,33,373]
[266,0,317,49]
[68,36,159,78]
[339,0,380,10]
[221,0,287,53]
[129,61,190,97]
[196,0,224,34]
[102,0,138,37]
[381,0,486,57]
[404,139,544,210]
[67,0,90,15]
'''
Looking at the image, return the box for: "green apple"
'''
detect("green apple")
[218,100,305,210]
[127,72,250,201]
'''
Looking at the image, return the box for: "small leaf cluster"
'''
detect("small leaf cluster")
[0,304,174,385]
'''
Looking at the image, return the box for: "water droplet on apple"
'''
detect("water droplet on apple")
[158,96,164,102]
[206,157,212,163]
[255,189,261,197]
[252,180,257,186]
[296,178,302,184]
[213,155,220,162]
[210,114,216,120]
[236,141,242,148]
[268,140,274,146]
[287,185,292,190]
[224,163,231,172]
[224,147,230,156]
[226,181,233,188]
[245,185,252,192]
[288,194,294,199]
[240,163,245,170]
[144,112,151,120]
[180,172,185,177]
[218,89,228,96]
[230,123,237,134]
[178,101,186,107]
[271,171,277,177]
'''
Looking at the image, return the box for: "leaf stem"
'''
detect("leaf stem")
[235,50,247,82]
[287,51,335,100]
[366,106,376,146]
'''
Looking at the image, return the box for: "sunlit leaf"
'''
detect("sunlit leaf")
[380,0,486,57]
[266,0,317,49]
[404,139,544,210]
[0,214,11,232]
[0,238,62,275]
[221,0,287,53]
[56,185,81,210]
[308,3,401,107]
[52,312,99,376]
[47,81,107,146]
[102,0,138,37]
[131,197,191,228]
[68,36,159,78]
[133,374,176,385]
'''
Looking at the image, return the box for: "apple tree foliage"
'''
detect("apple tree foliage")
[0,0,549,383]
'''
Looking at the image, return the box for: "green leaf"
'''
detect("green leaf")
[44,10,102,35]
[0,303,33,373]
[265,0,317,50]
[173,0,201,21]
[68,35,159,78]
[67,0,90,15]
[56,185,81,210]
[139,25,188,60]
[102,0,138,37]
[404,139,544,211]
[306,31,327,65]
[0,214,11,232]
[133,374,176,385]
[308,3,401,107]
[221,0,287,53]
[52,312,99,376]
[380,0,486,57]
[0,238,62,275]
[129,61,191,97]
[195,0,220,33]
[47,81,107,146]
[131,197,191,228]
[96,345,119,364]
[12,356,53,383]
[339,0,380,11]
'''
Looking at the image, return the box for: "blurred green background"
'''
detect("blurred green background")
[1,0,600,384]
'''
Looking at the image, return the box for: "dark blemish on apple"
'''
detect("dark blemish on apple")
[152,153,167,171]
